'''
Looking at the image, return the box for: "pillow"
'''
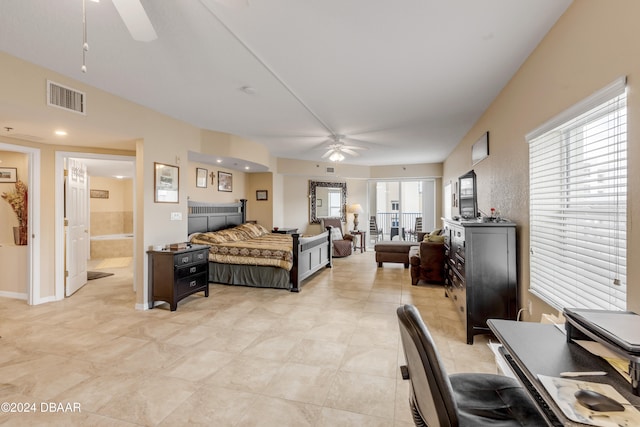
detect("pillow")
[330,227,343,241]
[427,234,445,243]
[429,228,442,237]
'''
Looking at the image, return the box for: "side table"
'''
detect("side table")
[349,230,366,252]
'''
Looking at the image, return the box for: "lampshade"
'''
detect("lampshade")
[348,203,363,214]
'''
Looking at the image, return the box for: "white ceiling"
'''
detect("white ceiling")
[0,0,572,167]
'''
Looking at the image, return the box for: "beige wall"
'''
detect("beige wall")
[442,0,640,318]
[246,172,274,228]
[89,176,133,236]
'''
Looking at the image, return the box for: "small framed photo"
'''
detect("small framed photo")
[196,168,208,188]
[256,190,268,201]
[218,171,232,192]
[154,162,179,203]
[90,189,109,199]
[0,167,17,183]
[317,199,322,207]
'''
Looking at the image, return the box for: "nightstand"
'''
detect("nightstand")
[272,228,298,234]
[147,244,209,311]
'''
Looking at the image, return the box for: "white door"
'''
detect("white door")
[65,158,89,296]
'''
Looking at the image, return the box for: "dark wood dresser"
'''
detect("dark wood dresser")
[443,218,517,344]
[147,244,209,311]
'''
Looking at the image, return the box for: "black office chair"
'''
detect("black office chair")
[397,304,546,426]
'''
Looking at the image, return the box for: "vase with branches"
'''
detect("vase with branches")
[2,180,28,245]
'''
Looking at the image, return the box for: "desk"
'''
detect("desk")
[488,319,640,426]
[349,230,366,252]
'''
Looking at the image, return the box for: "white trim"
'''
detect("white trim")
[526,76,627,142]
[0,291,28,300]
[0,141,41,305]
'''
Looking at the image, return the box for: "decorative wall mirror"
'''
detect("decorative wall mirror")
[458,170,477,220]
[309,180,347,223]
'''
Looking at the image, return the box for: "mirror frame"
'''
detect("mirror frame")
[309,180,347,223]
[458,170,478,220]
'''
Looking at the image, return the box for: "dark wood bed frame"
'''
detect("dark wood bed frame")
[187,199,332,292]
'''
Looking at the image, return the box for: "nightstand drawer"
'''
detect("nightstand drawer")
[176,272,208,296]
[176,262,208,279]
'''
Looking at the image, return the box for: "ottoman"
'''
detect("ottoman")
[374,241,420,268]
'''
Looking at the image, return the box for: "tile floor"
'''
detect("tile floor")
[0,251,495,426]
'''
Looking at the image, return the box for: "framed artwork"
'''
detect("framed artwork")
[256,190,268,201]
[472,131,489,165]
[218,171,232,192]
[154,162,179,203]
[196,168,208,188]
[0,167,17,183]
[90,189,109,199]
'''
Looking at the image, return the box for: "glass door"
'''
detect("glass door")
[368,179,435,242]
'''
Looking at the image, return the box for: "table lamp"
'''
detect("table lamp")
[348,203,364,230]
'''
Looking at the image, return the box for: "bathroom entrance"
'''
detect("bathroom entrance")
[56,152,136,299]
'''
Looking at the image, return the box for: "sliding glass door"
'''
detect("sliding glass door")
[368,179,435,242]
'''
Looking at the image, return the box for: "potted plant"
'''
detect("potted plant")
[2,180,28,245]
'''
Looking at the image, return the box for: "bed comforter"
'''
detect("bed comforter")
[189,223,293,270]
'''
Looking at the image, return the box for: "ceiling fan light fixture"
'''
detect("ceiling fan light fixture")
[329,151,344,162]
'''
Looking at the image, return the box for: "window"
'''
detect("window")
[527,77,627,311]
[328,190,341,217]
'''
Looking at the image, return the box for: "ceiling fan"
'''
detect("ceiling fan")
[320,135,367,162]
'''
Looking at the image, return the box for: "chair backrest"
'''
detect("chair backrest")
[321,217,344,238]
[369,216,380,234]
[397,304,459,427]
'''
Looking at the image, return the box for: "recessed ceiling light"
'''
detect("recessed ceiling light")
[244,166,250,170]
[114,175,124,179]
[55,130,67,136]
[216,159,222,163]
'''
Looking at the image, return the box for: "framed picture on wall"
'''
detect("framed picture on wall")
[196,168,208,188]
[472,131,489,165]
[154,162,179,203]
[256,190,268,201]
[0,167,17,183]
[218,171,232,192]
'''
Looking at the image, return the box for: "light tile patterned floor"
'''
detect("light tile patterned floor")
[0,251,495,426]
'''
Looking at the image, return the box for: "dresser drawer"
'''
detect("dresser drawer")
[176,262,208,279]
[175,252,194,266]
[176,272,208,297]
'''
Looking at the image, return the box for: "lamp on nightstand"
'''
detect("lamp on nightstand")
[348,203,364,231]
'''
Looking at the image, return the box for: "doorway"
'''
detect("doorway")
[0,142,41,305]
[368,179,436,242]
[55,152,136,300]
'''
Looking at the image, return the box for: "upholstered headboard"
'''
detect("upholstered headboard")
[187,199,247,235]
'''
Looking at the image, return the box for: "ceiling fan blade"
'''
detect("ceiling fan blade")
[321,150,333,159]
[112,0,157,42]
[342,145,367,151]
[341,148,360,156]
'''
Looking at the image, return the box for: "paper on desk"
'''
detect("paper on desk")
[538,375,640,427]
[574,340,631,383]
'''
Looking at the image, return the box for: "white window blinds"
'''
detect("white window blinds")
[527,77,627,311]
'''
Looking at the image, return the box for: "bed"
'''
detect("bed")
[187,200,332,292]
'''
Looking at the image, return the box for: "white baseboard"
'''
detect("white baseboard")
[0,291,27,300]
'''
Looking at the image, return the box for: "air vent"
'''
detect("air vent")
[47,80,86,115]
[326,167,335,174]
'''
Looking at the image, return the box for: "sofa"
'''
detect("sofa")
[321,217,354,258]
[409,230,446,285]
